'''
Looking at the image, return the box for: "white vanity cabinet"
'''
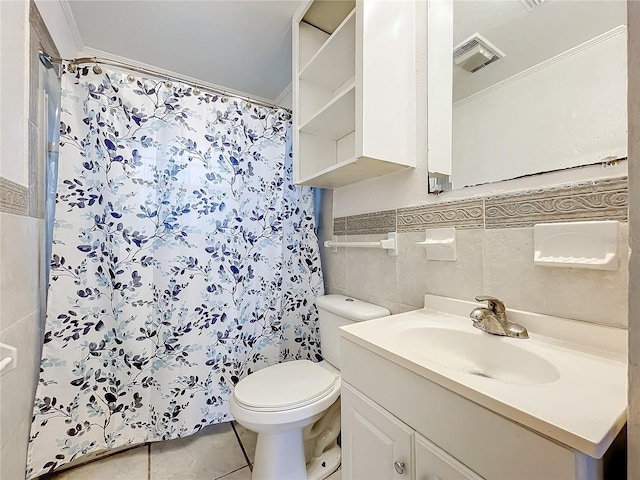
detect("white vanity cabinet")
[340,338,604,480]
[291,0,425,188]
[415,434,484,480]
[342,382,484,480]
[342,383,414,480]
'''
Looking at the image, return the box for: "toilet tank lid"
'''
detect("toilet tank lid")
[315,295,390,321]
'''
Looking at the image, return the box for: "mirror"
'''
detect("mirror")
[428,0,628,192]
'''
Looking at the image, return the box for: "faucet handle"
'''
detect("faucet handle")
[475,296,506,314]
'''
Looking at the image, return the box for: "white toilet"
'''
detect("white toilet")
[230,294,390,480]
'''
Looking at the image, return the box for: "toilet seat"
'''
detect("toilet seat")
[233,360,338,412]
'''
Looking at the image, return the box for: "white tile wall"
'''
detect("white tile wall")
[0,213,40,329]
[0,310,41,450]
[345,234,399,306]
[1,421,33,480]
[0,1,28,186]
[322,225,630,326]
[484,225,629,327]
[397,230,484,308]
[0,3,48,478]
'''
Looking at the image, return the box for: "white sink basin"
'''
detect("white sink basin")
[339,294,627,458]
[398,327,560,385]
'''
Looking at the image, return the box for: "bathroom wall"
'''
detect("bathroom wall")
[322,174,629,329]
[627,0,640,476]
[0,3,58,478]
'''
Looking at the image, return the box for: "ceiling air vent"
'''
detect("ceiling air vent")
[520,0,545,12]
[453,33,505,73]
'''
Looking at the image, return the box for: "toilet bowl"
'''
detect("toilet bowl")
[230,295,390,480]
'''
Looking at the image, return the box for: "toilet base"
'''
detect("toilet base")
[304,399,341,480]
[252,428,307,480]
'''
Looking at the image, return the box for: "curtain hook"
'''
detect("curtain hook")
[92,58,102,75]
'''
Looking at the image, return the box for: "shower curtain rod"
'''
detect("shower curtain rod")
[39,50,291,113]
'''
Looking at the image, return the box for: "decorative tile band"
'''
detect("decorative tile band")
[333,176,628,234]
[333,217,347,236]
[341,210,396,236]
[347,210,396,235]
[397,199,484,232]
[485,176,628,228]
[0,177,29,216]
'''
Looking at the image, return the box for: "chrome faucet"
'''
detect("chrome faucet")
[469,296,529,339]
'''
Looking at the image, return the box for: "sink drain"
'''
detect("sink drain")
[468,370,493,379]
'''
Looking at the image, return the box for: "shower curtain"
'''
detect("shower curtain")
[27,66,323,478]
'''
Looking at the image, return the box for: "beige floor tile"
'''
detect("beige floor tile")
[150,422,247,480]
[216,465,252,480]
[46,445,149,480]
[232,422,257,463]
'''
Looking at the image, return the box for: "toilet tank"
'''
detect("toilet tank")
[316,295,390,369]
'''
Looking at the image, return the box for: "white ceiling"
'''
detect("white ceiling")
[67,0,304,102]
[61,0,628,104]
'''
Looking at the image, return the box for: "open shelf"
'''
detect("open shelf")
[299,81,355,139]
[302,0,355,36]
[298,76,355,126]
[297,155,412,189]
[299,9,356,93]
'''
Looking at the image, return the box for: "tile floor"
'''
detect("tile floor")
[39,421,342,480]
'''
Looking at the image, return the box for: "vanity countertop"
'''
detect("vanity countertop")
[339,294,627,458]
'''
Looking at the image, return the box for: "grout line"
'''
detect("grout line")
[147,443,151,480]
[230,421,252,469]
[393,209,399,311]
[214,465,251,480]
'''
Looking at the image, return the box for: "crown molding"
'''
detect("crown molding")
[274,82,292,109]
[58,0,84,53]
[79,46,279,107]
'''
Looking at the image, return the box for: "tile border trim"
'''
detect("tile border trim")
[333,176,628,234]
[0,177,29,216]
[397,199,484,232]
[345,210,396,235]
[484,176,628,228]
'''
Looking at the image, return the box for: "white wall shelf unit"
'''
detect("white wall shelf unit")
[292,0,424,189]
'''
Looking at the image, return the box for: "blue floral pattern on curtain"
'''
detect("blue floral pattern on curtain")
[27,67,323,478]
